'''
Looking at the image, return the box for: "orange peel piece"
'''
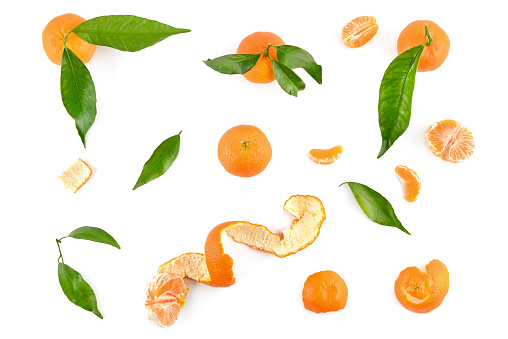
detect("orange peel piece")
[158,195,326,289]
[58,158,92,193]
[394,259,449,313]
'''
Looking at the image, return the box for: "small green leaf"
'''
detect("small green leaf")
[72,15,190,52]
[377,45,424,158]
[58,263,103,319]
[67,227,120,249]
[276,45,322,84]
[60,47,97,148]
[340,182,410,235]
[272,60,306,97]
[133,132,181,190]
[204,53,261,74]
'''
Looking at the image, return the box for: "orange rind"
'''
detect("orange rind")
[58,158,92,193]
[308,145,343,165]
[394,165,421,202]
[144,273,189,327]
[394,259,449,313]
[342,16,379,48]
[155,195,326,324]
[426,119,474,163]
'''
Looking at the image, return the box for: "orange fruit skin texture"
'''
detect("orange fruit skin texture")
[394,259,449,313]
[42,13,96,65]
[397,20,450,72]
[217,125,272,177]
[342,16,379,48]
[302,270,348,313]
[426,119,474,163]
[144,273,189,327]
[236,32,285,83]
[308,145,343,164]
[394,165,421,202]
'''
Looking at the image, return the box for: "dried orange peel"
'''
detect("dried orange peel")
[394,259,449,313]
[156,195,326,319]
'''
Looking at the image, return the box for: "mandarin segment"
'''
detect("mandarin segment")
[397,20,450,72]
[394,165,421,202]
[144,273,189,327]
[394,259,449,313]
[308,145,343,164]
[42,13,96,65]
[426,119,474,163]
[302,270,348,313]
[236,32,285,83]
[342,16,379,48]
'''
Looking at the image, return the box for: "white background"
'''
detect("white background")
[1,0,506,337]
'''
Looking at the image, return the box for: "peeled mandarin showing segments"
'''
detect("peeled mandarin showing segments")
[308,145,343,164]
[426,119,474,163]
[394,259,449,313]
[342,16,379,48]
[302,270,348,313]
[394,165,421,202]
[144,273,189,327]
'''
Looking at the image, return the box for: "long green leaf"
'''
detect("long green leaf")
[72,15,190,52]
[60,47,97,148]
[67,227,120,249]
[377,45,424,158]
[340,182,410,235]
[272,60,306,97]
[276,45,322,84]
[133,132,181,190]
[58,263,103,319]
[204,53,260,74]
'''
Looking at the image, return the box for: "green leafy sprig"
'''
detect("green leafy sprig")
[59,15,190,147]
[340,182,410,235]
[377,25,433,158]
[56,226,120,319]
[204,44,322,97]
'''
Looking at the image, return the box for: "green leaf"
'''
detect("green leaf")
[60,47,97,148]
[133,132,181,190]
[276,45,322,84]
[340,182,410,235]
[67,227,120,249]
[58,263,103,319]
[204,53,260,74]
[377,45,424,158]
[272,60,306,97]
[72,15,191,52]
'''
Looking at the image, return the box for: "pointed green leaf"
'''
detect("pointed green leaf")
[276,45,322,84]
[60,47,97,148]
[133,132,181,190]
[204,53,260,74]
[58,263,103,319]
[67,227,120,249]
[340,182,410,235]
[377,45,424,158]
[272,60,306,97]
[72,15,190,52]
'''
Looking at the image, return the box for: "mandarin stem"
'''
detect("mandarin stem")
[423,24,433,47]
[241,141,250,149]
[56,238,64,264]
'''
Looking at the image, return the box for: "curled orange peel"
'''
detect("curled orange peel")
[394,259,449,313]
[157,195,326,289]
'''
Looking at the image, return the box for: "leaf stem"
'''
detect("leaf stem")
[62,32,71,47]
[56,238,65,264]
[423,24,433,47]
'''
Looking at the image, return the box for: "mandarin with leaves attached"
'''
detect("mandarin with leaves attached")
[236,32,285,83]
[397,20,450,72]
[42,13,96,65]
[217,125,272,177]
